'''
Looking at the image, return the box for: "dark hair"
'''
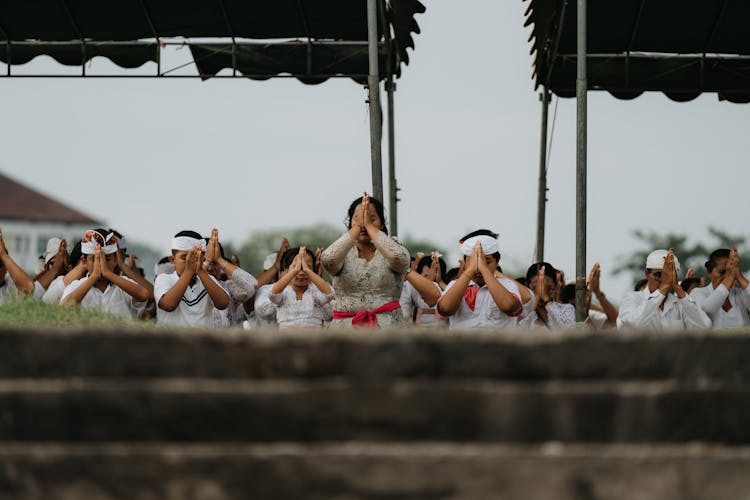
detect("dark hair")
[68,241,83,267]
[705,248,730,273]
[157,256,171,265]
[174,230,203,240]
[416,255,447,282]
[680,277,702,293]
[460,229,498,241]
[634,278,648,291]
[515,277,528,287]
[459,229,501,262]
[280,246,316,272]
[526,262,558,284]
[109,228,125,249]
[445,267,459,282]
[560,283,576,304]
[345,195,388,235]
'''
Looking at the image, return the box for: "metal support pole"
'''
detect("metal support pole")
[386,78,397,237]
[379,0,397,237]
[534,87,550,263]
[366,0,384,202]
[575,0,588,323]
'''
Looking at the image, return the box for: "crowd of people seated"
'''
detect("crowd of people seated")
[1,194,747,330]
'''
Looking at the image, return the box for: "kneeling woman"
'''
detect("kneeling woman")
[322,193,410,327]
[61,229,150,319]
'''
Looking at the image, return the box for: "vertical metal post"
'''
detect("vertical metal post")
[575,0,588,323]
[367,0,384,201]
[379,0,397,237]
[386,78,397,237]
[534,87,550,263]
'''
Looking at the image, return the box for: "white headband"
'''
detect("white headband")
[171,236,206,252]
[460,235,499,256]
[81,231,118,255]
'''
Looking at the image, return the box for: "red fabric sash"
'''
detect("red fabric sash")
[464,285,479,312]
[333,301,401,327]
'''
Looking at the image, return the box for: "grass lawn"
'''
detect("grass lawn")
[0,298,131,327]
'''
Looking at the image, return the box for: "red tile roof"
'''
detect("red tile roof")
[0,171,100,224]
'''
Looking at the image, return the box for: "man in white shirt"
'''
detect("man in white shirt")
[690,247,750,327]
[619,249,710,330]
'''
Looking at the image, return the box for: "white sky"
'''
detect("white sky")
[1,0,748,300]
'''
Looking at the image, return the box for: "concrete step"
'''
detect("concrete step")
[1,327,749,381]
[0,442,748,500]
[0,378,747,443]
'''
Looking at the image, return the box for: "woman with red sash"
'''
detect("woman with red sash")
[322,193,410,327]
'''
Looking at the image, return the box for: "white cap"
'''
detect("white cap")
[263,252,278,271]
[43,237,63,264]
[646,249,681,274]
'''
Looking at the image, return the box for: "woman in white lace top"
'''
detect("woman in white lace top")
[322,193,410,327]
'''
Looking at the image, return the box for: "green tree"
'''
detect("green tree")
[614,226,750,284]
[235,223,343,276]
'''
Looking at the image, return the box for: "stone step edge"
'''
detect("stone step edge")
[0,377,734,395]
[1,441,749,459]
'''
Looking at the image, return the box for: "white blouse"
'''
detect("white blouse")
[268,284,334,328]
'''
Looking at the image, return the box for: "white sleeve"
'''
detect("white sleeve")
[679,295,712,329]
[371,232,410,274]
[33,281,46,300]
[399,280,413,319]
[223,267,258,303]
[153,274,173,306]
[691,284,729,317]
[42,277,66,305]
[740,284,750,314]
[518,290,536,320]
[60,280,83,302]
[547,303,576,328]
[311,286,334,307]
[268,291,286,306]
[618,290,663,329]
[322,233,355,276]
[254,285,277,320]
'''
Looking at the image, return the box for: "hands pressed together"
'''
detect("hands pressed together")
[348,192,381,243]
[658,249,685,298]
[462,242,492,281]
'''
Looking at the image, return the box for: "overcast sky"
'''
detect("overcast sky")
[1,0,748,299]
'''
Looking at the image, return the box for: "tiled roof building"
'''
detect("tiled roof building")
[0,171,101,271]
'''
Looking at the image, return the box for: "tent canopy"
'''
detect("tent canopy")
[525,0,750,103]
[0,0,425,82]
